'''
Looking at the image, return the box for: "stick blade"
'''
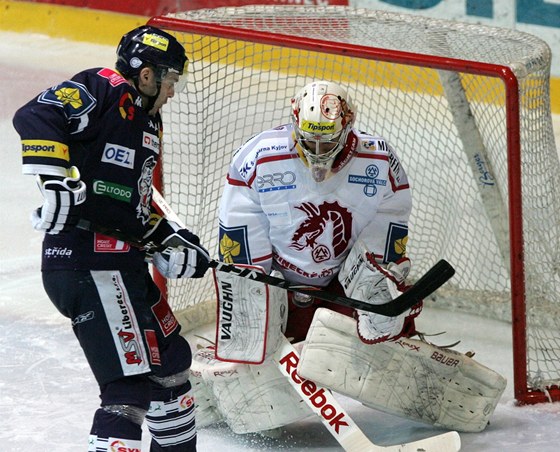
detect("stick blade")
[409,259,456,301]
[376,431,461,452]
[380,259,456,316]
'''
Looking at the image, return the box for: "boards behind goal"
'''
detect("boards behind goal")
[147,6,560,405]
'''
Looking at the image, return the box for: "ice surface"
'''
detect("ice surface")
[1,31,560,451]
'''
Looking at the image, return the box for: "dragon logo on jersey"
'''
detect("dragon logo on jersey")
[291,201,352,263]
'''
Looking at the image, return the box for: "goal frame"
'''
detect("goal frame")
[147,14,554,405]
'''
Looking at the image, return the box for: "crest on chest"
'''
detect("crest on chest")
[290,201,353,263]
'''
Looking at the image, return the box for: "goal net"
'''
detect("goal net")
[148,5,559,405]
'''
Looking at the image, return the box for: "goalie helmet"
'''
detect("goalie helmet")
[116,25,188,91]
[291,81,356,182]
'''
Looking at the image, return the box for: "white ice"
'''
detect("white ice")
[1,31,560,452]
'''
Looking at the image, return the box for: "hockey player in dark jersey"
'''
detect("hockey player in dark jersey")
[13,26,209,451]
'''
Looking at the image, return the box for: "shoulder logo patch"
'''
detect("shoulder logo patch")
[38,80,96,118]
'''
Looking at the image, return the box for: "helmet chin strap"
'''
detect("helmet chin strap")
[144,85,160,112]
[133,75,161,112]
[143,83,161,112]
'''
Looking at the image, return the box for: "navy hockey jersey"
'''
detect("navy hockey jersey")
[13,67,163,271]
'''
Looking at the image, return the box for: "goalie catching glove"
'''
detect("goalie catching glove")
[338,240,421,344]
[143,213,211,279]
[31,166,87,234]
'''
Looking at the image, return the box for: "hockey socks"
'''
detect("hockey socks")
[88,407,143,452]
[145,381,196,452]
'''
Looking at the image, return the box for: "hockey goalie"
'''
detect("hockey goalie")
[189,81,506,437]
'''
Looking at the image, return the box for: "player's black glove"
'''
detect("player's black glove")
[143,214,211,279]
[31,166,86,234]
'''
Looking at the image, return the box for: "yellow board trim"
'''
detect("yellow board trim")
[0,0,145,45]
[1,0,558,114]
[552,79,560,114]
[182,29,560,114]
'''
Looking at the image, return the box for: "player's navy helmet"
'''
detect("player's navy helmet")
[116,25,188,87]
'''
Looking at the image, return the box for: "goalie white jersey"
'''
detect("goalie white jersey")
[218,124,412,287]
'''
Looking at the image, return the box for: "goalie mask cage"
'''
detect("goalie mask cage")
[147,6,560,405]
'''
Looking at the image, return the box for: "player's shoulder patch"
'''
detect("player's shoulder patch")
[234,127,293,181]
[383,222,408,263]
[219,223,251,264]
[37,79,97,119]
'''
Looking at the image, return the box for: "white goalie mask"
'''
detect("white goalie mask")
[291,81,356,182]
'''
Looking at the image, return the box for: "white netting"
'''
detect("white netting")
[152,6,559,402]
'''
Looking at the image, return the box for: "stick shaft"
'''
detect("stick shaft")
[78,188,455,316]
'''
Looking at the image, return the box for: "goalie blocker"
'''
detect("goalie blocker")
[213,264,287,364]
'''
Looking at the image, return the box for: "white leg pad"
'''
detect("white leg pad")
[298,308,507,433]
[191,345,312,434]
[190,348,224,428]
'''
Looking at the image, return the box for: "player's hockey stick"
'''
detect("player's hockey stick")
[274,336,461,452]
[150,188,456,316]
[210,258,453,316]
[77,189,455,316]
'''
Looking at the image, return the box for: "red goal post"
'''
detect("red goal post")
[147,6,559,405]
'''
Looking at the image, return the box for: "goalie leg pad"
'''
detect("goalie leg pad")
[298,308,506,433]
[191,346,312,434]
[190,348,224,428]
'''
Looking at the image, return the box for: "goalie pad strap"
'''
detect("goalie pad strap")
[298,308,506,433]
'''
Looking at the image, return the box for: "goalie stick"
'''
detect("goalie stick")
[150,188,455,316]
[77,188,456,316]
[210,258,453,316]
[274,336,461,452]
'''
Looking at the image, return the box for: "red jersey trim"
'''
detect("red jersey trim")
[226,173,250,187]
[252,253,273,264]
